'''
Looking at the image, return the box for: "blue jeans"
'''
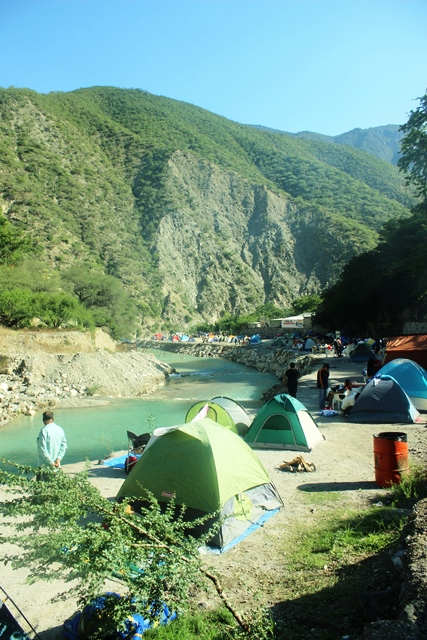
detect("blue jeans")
[318,388,327,409]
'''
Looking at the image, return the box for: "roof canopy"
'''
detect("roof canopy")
[384,335,427,369]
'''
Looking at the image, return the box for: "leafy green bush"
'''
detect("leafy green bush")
[0,461,262,638]
[0,288,94,329]
[390,465,427,506]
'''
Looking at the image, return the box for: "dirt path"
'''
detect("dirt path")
[1,353,426,638]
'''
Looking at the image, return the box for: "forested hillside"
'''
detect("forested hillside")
[0,86,414,332]
[252,124,403,165]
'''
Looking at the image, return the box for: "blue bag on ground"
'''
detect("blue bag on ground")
[63,592,176,639]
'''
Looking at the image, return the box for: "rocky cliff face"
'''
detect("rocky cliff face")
[154,152,357,324]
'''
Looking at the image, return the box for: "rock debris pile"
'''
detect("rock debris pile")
[0,351,173,425]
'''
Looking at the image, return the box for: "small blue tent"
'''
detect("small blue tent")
[375,358,427,411]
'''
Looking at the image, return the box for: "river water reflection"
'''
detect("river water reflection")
[0,349,278,466]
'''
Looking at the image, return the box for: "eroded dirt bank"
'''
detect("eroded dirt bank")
[0,329,173,424]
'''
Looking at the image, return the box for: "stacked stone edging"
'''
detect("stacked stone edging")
[138,340,314,382]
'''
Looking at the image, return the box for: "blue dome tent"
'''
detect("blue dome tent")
[375,358,427,411]
[348,375,420,424]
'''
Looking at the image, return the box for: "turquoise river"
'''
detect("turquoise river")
[0,349,278,466]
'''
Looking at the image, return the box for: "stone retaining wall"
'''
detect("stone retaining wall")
[137,340,315,382]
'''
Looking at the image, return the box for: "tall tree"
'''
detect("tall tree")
[0,217,36,266]
[61,265,138,338]
[317,91,427,334]
[398,90,427,200]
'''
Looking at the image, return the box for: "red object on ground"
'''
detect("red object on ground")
[373,432,409,487]
[125,455,138,474]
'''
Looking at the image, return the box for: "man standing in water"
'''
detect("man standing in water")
[37,410,67,470]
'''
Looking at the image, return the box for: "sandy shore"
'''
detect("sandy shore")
[1,353,426,638]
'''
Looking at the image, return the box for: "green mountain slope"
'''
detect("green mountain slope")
[251,124,403,165]
[0,86,414,328]
[334,125,402,165]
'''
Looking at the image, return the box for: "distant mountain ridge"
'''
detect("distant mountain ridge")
[0,86,413,328]
[249,124,402,165]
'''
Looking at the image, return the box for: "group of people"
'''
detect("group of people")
[283,360,332,406]
[339,378,365,414]
[317,364,366,413]
[283,360,367,416]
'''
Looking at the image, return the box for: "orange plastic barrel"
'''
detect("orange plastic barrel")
[373,432,409,487]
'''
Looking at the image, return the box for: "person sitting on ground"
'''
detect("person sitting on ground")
[341,378,364,415]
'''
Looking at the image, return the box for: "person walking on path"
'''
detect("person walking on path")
[284,362,299,398]
[317,362,330,410]
[37,410,67,469]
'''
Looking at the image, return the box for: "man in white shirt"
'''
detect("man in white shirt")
[37,410,67,469]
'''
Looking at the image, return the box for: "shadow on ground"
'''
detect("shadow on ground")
[298,481,379,492]
[87,466,126,480]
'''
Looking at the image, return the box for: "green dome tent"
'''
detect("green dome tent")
[349,341,375,363]
[244,394,324,451]
[210,395,252,437]
[116,418,283,552]
[185,401,238,433]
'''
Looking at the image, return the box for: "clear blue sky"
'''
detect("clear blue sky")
[1,0,426,136]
